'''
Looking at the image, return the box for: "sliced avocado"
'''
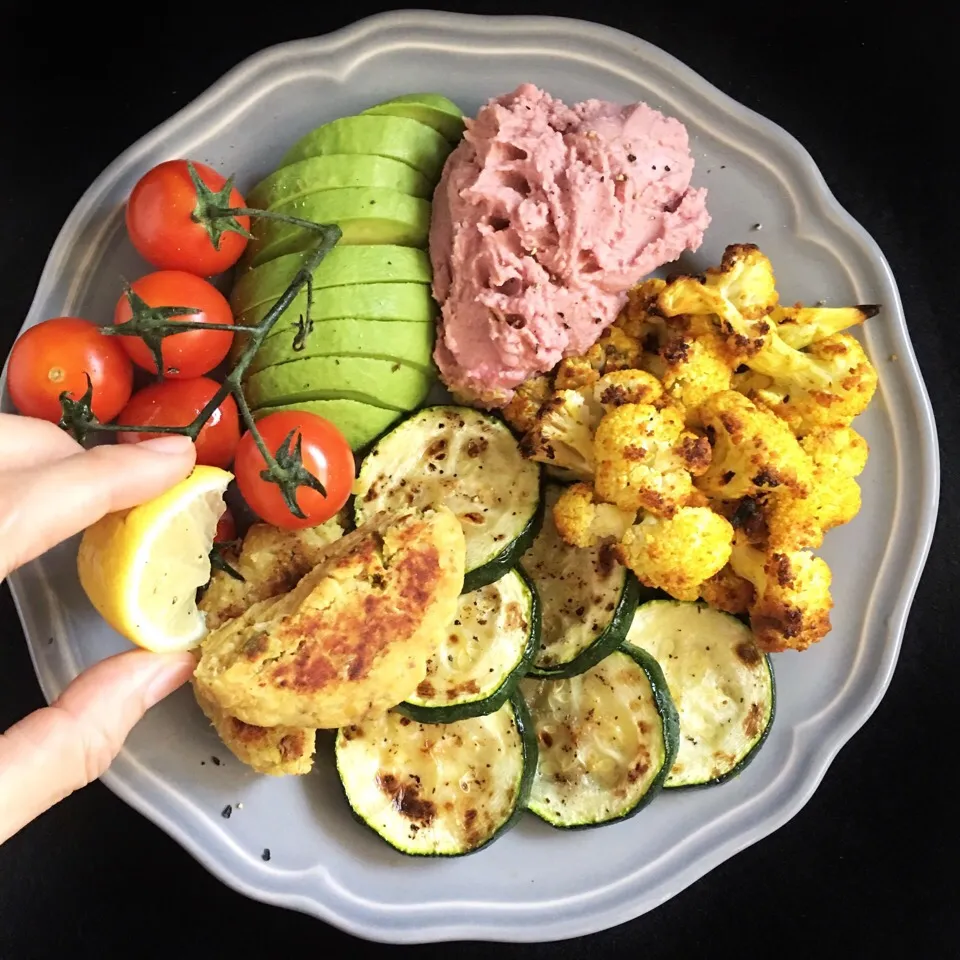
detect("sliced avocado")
[281,115,452,181]
[247,319,435,377]
[362,94,465,143]
[246,154,433,211]
[246,357,433,412]
[252,399,403,452]
[230,246,432,317]
[242,188,431,270]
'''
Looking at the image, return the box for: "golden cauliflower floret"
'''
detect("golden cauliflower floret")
[730,539,833,652]
[763,425,869,551]
[735,333,878,435]
[593,369,663,409]
[585,324,645,374]
[697,390,813,500]
[554,354,602,391]
[652,330,736,426]
[615,278,666,340]
[616,508,733,602]
[520,389,600,479]
[773,303,879,350]
[552,482,637,548]
[503,375,554,435]
[699,564,755,616]
[593,403,711,517]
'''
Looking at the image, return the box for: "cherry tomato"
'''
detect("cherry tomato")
[214,507,237,544]
[125,160,250,277]
[6,316,133,424]
[116,377,240,469]
[113,270,234,378]
[235,411,354,529]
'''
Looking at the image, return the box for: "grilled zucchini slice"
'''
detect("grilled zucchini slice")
[354,406,542,592]
[398,568,540,723]
[628,600,775,788]
[521,645,679,828]
[335,695,535,856]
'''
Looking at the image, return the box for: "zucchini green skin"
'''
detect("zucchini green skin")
[668,652,776,791]
[397,568,542,723]
[527,643,680,830]
[525,568,642,681]
[461,478,545,594]
[336,693,537,858]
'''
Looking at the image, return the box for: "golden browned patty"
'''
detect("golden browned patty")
[193,683,316,776]
[199,518,344,632]
[193,506,466,729]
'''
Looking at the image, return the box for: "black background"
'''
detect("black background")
[1,5,956,956]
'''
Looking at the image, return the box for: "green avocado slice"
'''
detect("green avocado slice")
[245,154,433,211]
[247,319,435,377]
[280,115,452,180]
[252,399,403,452]
[362,94,465,143]
[246,356,433,412]
[229,246,432,317]
[242,188,431,270]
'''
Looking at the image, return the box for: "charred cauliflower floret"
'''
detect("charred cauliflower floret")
[730,538,833,652]
[697,391,813,500]
[554,354,602,391]
[773,303,879,350]
[593,369,664,410]
[585,324,645,374]
[616,507,733,601]
[699,564,755,616]
[502,374,554,435]
[593,403,711,516]
[521,389,600,479]
[552,482,637,548]
[615,278,667,340]
[763,426,869,551]
[736,333,878,435]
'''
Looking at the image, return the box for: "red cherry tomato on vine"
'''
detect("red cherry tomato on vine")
[116,377,240,469]
[6,316,133,424]
[234,411,354,529]
[214,507,237,544]
[113,270,235,378]
[125,160,250,277]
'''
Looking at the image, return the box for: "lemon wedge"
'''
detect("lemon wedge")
[76,465,233,653]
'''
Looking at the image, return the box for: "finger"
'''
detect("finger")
[0,412,82,468]
[0,435,196,578]
[0,649,195,844]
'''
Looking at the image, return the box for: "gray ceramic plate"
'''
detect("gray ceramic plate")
[0,10,939,944]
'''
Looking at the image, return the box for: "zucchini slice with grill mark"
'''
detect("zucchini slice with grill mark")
[354,406,543,593]
[397,568,540,723]
[335,695,536,856]
[627,600,775,788]
[521,645,678,828]
[520,484,640,679]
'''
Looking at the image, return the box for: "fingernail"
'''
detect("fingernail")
[144,652,197,708]
[136,435,195,455]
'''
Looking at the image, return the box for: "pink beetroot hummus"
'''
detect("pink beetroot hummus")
[429,83,711,407]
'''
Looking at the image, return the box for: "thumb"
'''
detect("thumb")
[0,649,195,843]
[0,435,196,579]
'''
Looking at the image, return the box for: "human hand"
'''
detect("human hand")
[0,413,199,843]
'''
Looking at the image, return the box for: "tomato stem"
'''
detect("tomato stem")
[59,219,343,517]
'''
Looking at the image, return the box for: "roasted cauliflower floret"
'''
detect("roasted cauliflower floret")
[520,389,600,479]
[773,303,879,350]
[697,391,813,500]
[593,403,711,516]
[763,426,869,551]
[503,374,554,435]
[730,539,833,652]
[616,507,733,601]
[585,324,645,373]
[552,482,637,548]
[615,278,667,340]
[699,564,755,615]
[735,333,878,435]
[593,369,663,409]
[554,354,602,391]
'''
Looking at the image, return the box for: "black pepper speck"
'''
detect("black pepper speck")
[221,804,232,819]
